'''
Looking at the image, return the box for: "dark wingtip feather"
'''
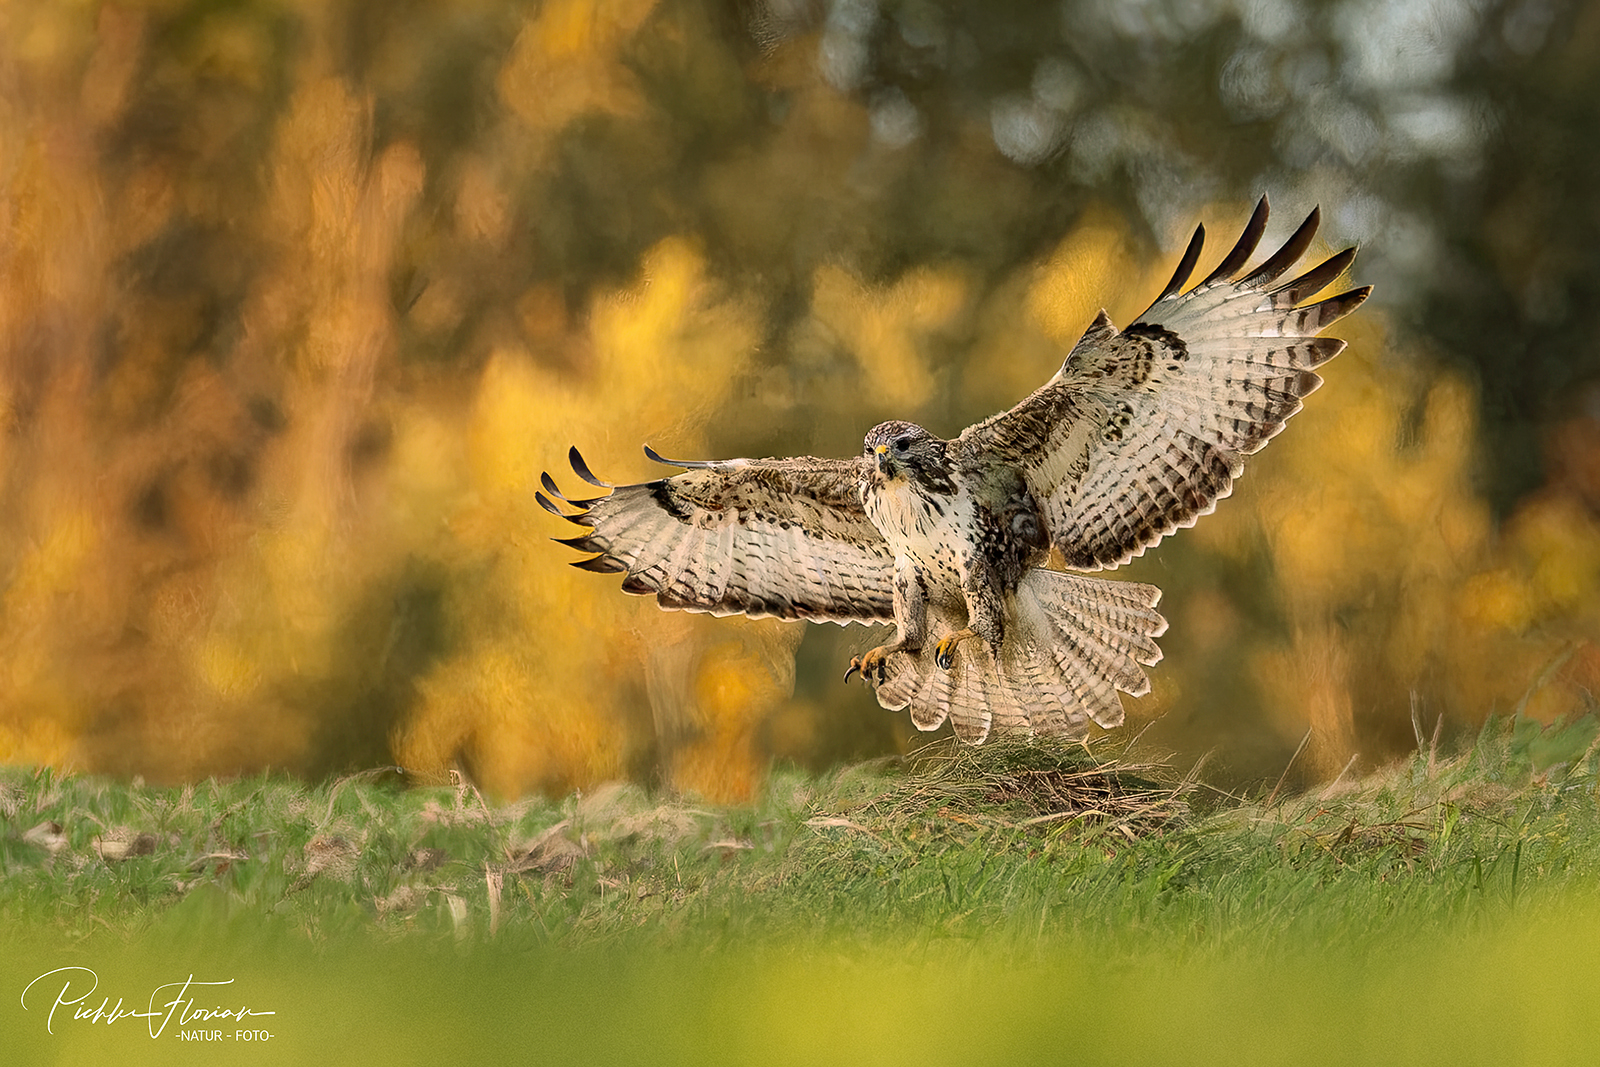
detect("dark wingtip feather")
[569,447,610,488]
[1243,205,1321,287]
[1201,195,1269,285]
[1272,246,1356,305]
[571,554,627,574]
[1315,284,1374,325]
[643,444,691,468]
[644,444,719,470]
[619,574,656,595]
[1157,223,1206,300]
[535,491,577,520]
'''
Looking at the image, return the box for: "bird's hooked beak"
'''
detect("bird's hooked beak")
[873,443,895,477]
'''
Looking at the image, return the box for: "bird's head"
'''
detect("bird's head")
[863,421,955,494]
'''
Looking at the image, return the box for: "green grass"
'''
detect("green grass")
[4,715,1600,1065]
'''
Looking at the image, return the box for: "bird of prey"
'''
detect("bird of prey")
[539,198,1370,743]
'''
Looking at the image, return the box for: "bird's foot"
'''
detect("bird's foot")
[933,629,979,671]
[844,644,896,685]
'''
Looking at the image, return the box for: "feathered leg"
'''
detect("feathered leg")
[932,554,1006,669]
[845,557,927,684]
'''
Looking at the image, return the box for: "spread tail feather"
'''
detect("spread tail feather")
[872,571,1167,743]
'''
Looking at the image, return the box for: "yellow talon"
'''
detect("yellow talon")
[934,629,978,671]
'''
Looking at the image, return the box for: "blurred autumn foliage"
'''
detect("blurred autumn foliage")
[0,0,1596,797]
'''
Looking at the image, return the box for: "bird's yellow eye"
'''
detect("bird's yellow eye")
[874,444,889,456]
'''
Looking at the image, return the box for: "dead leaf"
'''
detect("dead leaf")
[701,838,755,855]
[375,885,426,916]
[485,866,503,936]
[23,820,67,855]
[93,829,158,862]
[508,820,585,875]
[290,834,359,889]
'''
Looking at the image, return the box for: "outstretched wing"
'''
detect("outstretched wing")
[539,447,895,623]
[958,196,1372,571]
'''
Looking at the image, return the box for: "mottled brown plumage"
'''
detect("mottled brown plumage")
[540,198,1371,742]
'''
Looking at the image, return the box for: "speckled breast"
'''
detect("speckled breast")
[860,478,975,597]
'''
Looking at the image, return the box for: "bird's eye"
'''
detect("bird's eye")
[893,437,909,453]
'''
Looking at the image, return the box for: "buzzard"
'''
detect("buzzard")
[539,199,1370,743]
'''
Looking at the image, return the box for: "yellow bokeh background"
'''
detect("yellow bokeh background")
[0,1,1595,798]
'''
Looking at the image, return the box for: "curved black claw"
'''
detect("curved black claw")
[844,652,889,686]
[845,649,893,686]
[932,630,975,672]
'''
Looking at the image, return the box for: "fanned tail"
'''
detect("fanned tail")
[872,571,1167,743]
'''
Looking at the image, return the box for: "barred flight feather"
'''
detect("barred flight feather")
[874,571,1167,743]
[959,196,1370,573]
[539,450,896,624]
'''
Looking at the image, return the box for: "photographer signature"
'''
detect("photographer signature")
[20,967,275,1038]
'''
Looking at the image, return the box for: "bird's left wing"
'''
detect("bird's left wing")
[958,197,1371,571]
[540,447,896,623]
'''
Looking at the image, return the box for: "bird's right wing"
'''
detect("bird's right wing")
[540,447,896,624]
